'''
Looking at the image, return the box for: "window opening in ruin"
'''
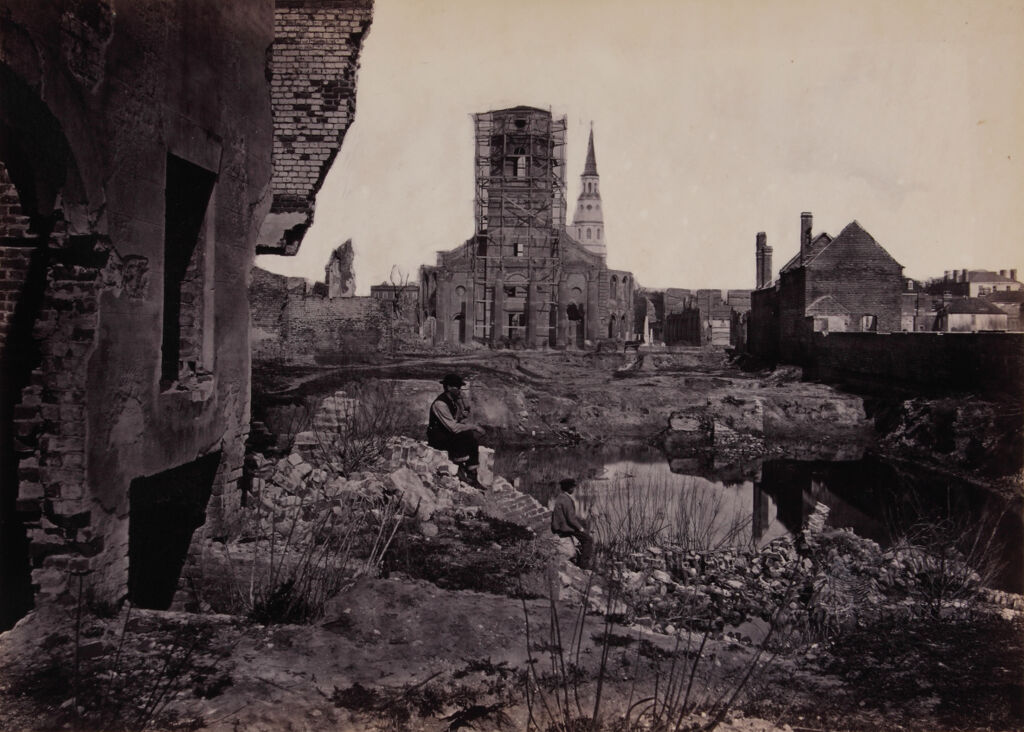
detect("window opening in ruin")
[505,146,527,178]
[514,118,526,129]
[860,314,878,332]
[476,236,487,257]
[128,452,219,610]
[513,241,523,257]
[161,154,215,390]
[475,287,493,341]
[586,228,591,239]
[506,311,526,342]
[610,275,618,299]
[457,301,467,343]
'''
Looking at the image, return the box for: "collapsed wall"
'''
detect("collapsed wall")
[257,0,373,255]
[250,266,406,365]
[0,0,373,625]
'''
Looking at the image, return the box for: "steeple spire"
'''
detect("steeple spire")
[583,126,598,176]
[572,123,606,258]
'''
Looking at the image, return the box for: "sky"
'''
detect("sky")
[255,0,1024,294]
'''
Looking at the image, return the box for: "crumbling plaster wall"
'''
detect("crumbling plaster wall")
[1,1,280,606]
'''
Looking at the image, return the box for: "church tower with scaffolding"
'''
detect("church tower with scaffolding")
[420,106,634,349]
[572,128,606,259]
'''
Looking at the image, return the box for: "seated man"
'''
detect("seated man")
[427,373,486,488]
[550,478,594,570]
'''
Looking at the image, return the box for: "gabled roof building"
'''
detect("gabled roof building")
[749,212,904,363]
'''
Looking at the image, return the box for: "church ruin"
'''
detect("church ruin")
[420,107,635,348]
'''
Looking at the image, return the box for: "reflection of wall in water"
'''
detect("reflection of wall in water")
[757,460,895,543]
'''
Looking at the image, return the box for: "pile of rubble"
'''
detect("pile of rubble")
[245,437,490,534]
[604,527,1023,637]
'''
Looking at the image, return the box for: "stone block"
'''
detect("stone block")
[478,446,494,487]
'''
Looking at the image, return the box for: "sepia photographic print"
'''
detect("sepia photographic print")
[1,1,1022,730]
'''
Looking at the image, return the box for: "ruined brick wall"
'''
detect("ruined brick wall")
[257,0,373,254]
[807,239,903,334]
[284,296,388,362]
[777,269,809,362]
[810,332,1024,397]
[1,2,278,611]
[0,162,36,347]
[748,287,779,361]
[16,238,112,600]
[250,266,391,364]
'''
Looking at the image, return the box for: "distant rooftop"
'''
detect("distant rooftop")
[942,298,1006,315]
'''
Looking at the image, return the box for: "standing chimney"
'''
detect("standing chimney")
[755,232,773,289]
[1012,269,1018,281]
[800,212,813,264]
[961,268,968,283]
[944,270,951,282]
[1000,269,1008,278]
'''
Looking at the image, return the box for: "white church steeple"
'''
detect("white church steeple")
[571,126,606,258]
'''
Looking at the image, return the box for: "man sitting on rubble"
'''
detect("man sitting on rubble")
[551,478,594,570]
[427,373,486,489]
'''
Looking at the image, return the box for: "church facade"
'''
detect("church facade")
[420,106,634,348]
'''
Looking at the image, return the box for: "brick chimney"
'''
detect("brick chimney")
[961,268,968,283]
[800,212,812,265]
[944,270,951,282]
[1012,269,1018,281]
[755,231,773,289]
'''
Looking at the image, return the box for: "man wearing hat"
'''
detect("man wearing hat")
[427,373,486,488]
[551,478,594,569]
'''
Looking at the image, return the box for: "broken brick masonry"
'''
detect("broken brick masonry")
[0,0,373,626]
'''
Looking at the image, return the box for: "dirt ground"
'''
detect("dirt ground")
[3,569,1020,732]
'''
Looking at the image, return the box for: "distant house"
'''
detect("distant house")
[935,298,1008,332]
[983,290,1024,331]
[927,269,1022,298]
[748,212,904,363]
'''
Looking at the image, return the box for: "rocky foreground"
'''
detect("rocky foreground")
[2,435,1023,732]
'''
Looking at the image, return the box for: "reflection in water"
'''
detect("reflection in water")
[492,444,1024,592]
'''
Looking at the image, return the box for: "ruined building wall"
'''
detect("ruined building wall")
[1,1,279,611]
[250,267,393,364]
[257,0,373,255]
[0,1,372,619]
[810,332,1024,398]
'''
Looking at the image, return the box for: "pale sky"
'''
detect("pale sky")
[256,0,1024,294]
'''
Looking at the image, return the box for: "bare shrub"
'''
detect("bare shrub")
[260,397,317,454]
[582,474,753,564]
[888,507,1007,619]
[197,485,405,624]
[313,380,416,477]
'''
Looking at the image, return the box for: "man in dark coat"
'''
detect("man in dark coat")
[550,478,594,569]
[427,373,485,488]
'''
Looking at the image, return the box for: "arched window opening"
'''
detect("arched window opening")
[514,146,527,178]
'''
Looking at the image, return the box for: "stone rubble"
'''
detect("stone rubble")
[245,435,1024,642]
